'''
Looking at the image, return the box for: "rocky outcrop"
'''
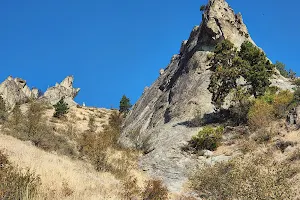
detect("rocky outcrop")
[120,0,294,192]
[0,75,80,109]
[0,76,41,109]
[43,76,80,106]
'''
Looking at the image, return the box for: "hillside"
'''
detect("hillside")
[1,0,300,199]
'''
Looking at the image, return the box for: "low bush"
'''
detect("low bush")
[0,151,40,200]
[228,87,252,125]
[247,99,274,130]
[77,111,134,177]
[190,152,298,200]
[121,175,140,200]
[288,149,300,162]
[189,126,223,151]
[142,179,169,200]
[273,90,294,118]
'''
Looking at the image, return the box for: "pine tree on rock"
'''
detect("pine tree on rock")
[53,98,69,118]
[119,95,132,115]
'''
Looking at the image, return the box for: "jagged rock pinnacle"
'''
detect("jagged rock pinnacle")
[119,0,293,193]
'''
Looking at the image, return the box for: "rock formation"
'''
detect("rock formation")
[43,76,80,106]
[0,76,41,108]
[120,0,294,192]
[0,75,80,109]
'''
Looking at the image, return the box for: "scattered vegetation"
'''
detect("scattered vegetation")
[189,126,223,151]
[190,152,298,200]
[77,110,133,177]
[3,101,76,157]
[53,98,69,118]
[0,150,40,200]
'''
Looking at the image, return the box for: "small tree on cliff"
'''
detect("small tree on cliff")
[119,95,132,115]
[208,40,274,110]
[53,98,69,118]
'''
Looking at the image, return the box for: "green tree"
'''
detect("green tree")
[208,40,240,108]
[289,69,297,79]
[119,95,132,115]
[200,5,206,12]
[239,41,274,97]
[208,40,274,110]
[53,98,69,118]
[274,61,288,78]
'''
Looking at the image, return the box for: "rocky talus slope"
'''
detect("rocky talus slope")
[120,0,294,192]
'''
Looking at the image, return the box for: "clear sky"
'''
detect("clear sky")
[0,0,299,108]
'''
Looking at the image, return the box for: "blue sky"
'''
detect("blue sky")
[0,0,299,108]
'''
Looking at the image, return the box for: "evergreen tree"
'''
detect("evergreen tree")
[288,69,296,79]
[274,61,289,78]
[208,40,275,109]
[200,5,207,12]
[53,98,69,118]
[119,95,132,115]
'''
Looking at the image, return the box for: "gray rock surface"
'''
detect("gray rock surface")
[0,75,79,109]
[0,76,39,109]
[120,0,294,192]
[43,76,80,106]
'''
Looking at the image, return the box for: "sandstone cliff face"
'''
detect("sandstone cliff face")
[120,0,294,192]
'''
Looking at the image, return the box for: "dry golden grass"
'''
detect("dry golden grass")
[0,133,122,200]
[0,104,153,200]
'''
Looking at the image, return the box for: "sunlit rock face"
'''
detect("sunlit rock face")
[0,76,40,108]
[43,76,80,106]
[120,0,293,192]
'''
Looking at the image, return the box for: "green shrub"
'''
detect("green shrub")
[274,61,289,78]
[190,126,223,151]
[53,98,69,118]
[190,152,297,200]
[0,151,40,200]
